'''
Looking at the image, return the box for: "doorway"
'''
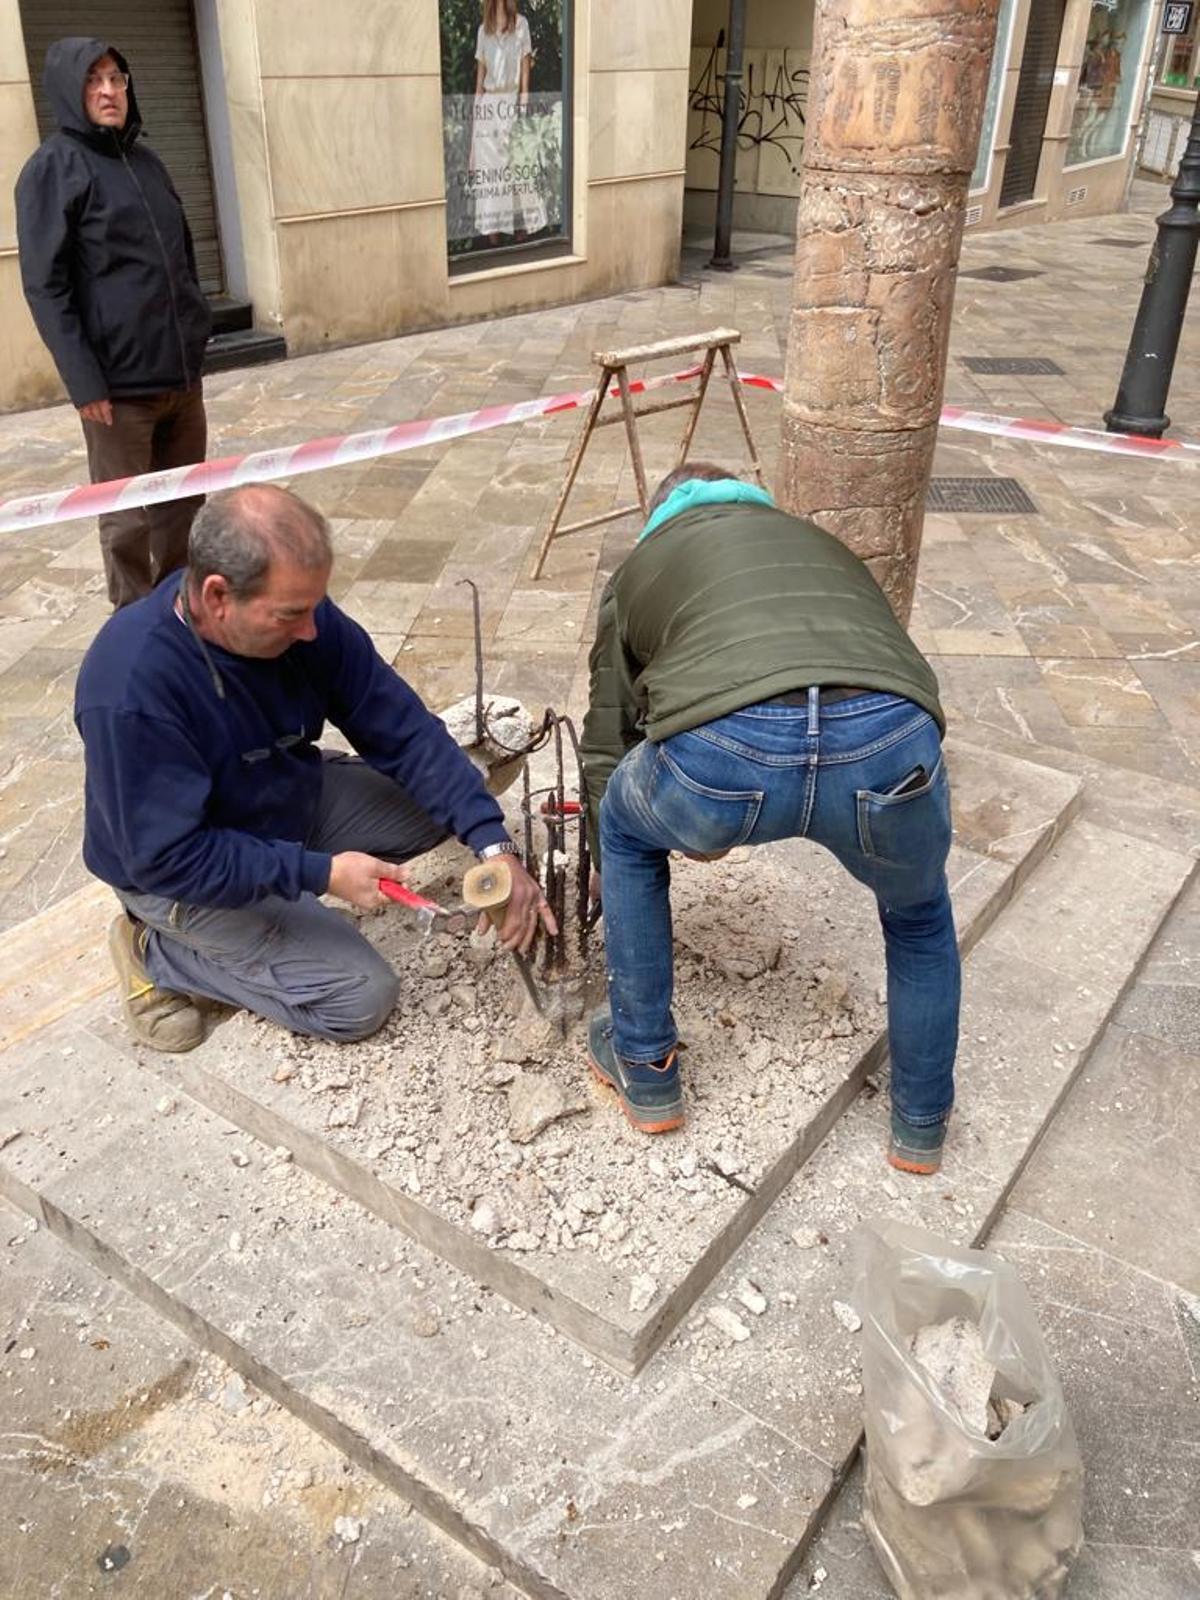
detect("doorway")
[1000,0,1069,207]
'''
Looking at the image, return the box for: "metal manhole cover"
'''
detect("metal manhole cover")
[927,477,1038,514]
[961,356,1065,375]
[958,265,1044,282]
[1091,237,1144,248]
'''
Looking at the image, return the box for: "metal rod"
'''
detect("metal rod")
[512,949,545,1014]
[709,0,748,273]
[456,578,485,745]
[1106,90,1200,438]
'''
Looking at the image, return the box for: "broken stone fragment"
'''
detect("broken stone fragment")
[506,1069,588,1144]
[326,1095,363,1130]
[629,1273,658,1314]
[438,694,536,794]
[496,1013,559,1065]
[910,1315,995,1436]
[792,1227,823,1250]
[599,1214,629,1245]
[831,1299,862,1334]
[333,1514,362,1544]
[706,1305,751,1342]
[736,1279,768,1317]
[408,1303,440,1338]
[988,1395,1028,1439]
[812,968,850,1015]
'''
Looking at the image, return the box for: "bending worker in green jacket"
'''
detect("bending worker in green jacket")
[579,463,959,1175]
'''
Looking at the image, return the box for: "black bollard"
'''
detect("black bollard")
[709,0,748,273]
[1106,91,1200,438]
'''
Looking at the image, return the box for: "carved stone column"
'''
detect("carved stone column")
[778,0,1001,621]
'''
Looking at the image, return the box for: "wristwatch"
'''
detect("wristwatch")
[476,840,521,862]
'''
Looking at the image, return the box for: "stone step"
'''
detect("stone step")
[79,739,1082,1374]
[1,811,1188,1599]
[0,1199,522,1598]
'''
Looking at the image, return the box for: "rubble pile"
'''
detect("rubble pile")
[200,842,885,1295]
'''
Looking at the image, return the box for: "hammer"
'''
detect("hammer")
[462,856,546,1016]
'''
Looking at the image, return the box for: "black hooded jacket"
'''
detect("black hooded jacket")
[15,37,212,407]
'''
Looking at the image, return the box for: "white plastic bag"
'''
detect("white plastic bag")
[853,1221,1084,1600]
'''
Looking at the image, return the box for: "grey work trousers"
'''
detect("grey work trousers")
[119,755,447,1042]
[82,383,207,609]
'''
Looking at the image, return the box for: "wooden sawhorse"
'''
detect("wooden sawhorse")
[531,326,765,580]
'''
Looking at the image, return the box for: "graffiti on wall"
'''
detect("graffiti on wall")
[687,43,811,194]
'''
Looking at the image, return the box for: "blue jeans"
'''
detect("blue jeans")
[599,689,960,1127]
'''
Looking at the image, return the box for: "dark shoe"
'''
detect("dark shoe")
[587,1010,684,1134]
[888,1110,948,1175]
[108,915,205,1053]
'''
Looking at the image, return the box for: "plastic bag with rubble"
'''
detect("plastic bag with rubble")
[852,1221,1084,1600]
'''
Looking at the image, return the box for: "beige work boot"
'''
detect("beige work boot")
[107,914,205,1053]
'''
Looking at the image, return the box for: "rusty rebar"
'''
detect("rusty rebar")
[455,578,486,746]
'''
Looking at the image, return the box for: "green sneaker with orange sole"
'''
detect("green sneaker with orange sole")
[587,1011,684,1135]
[887,1110,948,1175]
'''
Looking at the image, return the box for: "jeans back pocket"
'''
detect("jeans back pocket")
[652,746,763,856]
[856,754,951,869]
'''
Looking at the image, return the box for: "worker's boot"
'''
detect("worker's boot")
[887,1110,948,1176]
[587,1010,684,1134]
[107,914,205,1053]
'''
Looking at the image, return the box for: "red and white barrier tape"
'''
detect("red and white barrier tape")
[0,364,1194,536]
[738,371,1200,460]
[0,366,704,537]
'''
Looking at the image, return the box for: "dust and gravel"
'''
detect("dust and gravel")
[194,835,886,1305]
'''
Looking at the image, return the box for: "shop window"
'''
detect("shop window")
[1159,3,1199,87]
[439,0,573,269]
[970,0,1018,193]
[1067,0,1153,165]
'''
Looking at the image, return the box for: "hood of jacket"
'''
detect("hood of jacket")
[43,36,142,150]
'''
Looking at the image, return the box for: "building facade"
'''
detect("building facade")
[0,0,692,413]
[1139,1,1200,179]
[0,1,1166,416]
[685,0,1159,238]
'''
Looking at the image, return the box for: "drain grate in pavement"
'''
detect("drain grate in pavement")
[959,265,1044,282]
[927,477,1039,514]
[1091,237,1145,248]
[961,356,1065,376]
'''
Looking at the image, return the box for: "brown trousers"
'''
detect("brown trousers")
[82,384,207,609]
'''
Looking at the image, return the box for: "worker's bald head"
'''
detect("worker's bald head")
[188,484,333,600]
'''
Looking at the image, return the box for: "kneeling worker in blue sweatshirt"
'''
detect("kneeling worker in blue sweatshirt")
[75,484,553,1052]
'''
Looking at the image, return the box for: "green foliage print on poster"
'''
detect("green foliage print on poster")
[440,0,567,256]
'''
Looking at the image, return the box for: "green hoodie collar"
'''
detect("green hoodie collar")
[638,478,775,542]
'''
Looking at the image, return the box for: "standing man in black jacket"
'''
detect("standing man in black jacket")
[16,37,212,608]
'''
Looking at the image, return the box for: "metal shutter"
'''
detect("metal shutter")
[999,0,1068,208]
[20,0,224,293]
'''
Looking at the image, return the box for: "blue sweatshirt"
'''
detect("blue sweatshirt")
[74,577,510,907]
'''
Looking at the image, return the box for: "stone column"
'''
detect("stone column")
[778,0,1001,621]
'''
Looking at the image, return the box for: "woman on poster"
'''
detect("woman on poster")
[469,0,547,242]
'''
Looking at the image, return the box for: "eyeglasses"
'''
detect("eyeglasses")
[86,71,129,91]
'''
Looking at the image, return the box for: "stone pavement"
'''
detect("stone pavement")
[0,183,1198,1597]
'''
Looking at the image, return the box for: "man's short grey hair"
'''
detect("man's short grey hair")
[188,485,333,599]
[647,461,740,516]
